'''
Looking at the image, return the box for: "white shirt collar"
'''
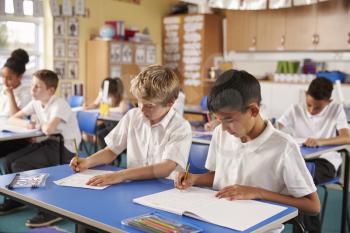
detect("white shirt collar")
[241,121,274,152]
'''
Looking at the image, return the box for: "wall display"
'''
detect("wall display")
[54,17,65,37]
[163,16,181,70]
[110,65,121,78]
[110,43,122,63]
[54,61,65,80]
[67,39,79,58]
[62,0,73,16]
[135,45,146,65]
[67,61,78,79]
[54,38,66,57]
[68,17,79,37]
[13,0,24,16]
[121,44,133,64]
[146,45,156,65]
[60,81,73,99]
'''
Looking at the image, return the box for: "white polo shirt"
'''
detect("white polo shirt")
[206,121,316,196]
[0,83,31,118]
[278,102,349,170]
[105,107,192,178]
[21,96,81,153]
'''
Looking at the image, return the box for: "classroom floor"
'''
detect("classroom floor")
[0,187,347,233]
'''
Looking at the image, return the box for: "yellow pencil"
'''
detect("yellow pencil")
[183,163,190,181]
[73,139,79,166]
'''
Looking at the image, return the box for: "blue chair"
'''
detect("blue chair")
[200,96,208,111]
[76,111,99,154]
[68,95,84,108]
[188,143,209,174]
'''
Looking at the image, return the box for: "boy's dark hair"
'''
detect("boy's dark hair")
[3,48,29,76]
[306,77,333,101]
[207,69,261,113]
[101,77,124,105]
[33,69,59,90]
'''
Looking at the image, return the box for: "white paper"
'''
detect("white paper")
[146,45,156,65]
[110,65,121,78]
[67,61,78,80]
[121,44,132,64]
[68,17,79,37]
[0,124,40,134]
[102,80,110,102]
[134,187,287,231]
[135,45,146,65]
[54,169,114,190]
[110,43,122,63]
[163,16,180,24]
[54,61,65,80]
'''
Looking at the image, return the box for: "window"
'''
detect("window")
[0,0,43,80]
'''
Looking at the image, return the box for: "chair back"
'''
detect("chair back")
[68,95,84,108]
[305,162,316,178]
[76,111,99,135]
[188,143,209,174]
[200,96,208,111]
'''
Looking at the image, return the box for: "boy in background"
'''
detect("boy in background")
[0,69,81,228]
[175,69,320,233]
[278,77,350,232]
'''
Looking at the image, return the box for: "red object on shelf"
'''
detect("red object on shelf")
[124,29,138,41]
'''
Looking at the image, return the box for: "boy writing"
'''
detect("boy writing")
[278,77,350,232]
[175,69,320,233]
[0,69,81,228]
[70,65,192,186]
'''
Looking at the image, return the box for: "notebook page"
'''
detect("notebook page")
[54,169,114,190]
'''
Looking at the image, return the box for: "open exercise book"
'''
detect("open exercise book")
[54,169,114,190]
[133,187,287,231]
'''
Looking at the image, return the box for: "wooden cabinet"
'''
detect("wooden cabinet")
[226,2,350,51]
[226,10,257,51]
[162,14,222,105]
[86,40,156,103]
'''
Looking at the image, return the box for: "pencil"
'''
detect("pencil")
[73,139,79,167]
[183,163,190,181]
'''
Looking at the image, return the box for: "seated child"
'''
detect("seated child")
[0,69,81,228]
[278,77,350,232]
[175,69,320,233]
[71,65,192,233]
[83,77,128,148]
[0,48,32,157]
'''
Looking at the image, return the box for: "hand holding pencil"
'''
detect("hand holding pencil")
[174,163,194,190]
[69,139,88,173]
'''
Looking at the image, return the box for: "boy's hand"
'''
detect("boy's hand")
[303,138,320,147]
[215,184,262,201]
[86,172,123,186]
[69,157,89,172]
[174,172,194,190]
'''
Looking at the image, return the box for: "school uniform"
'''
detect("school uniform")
[105,107,192,179]
[5,95,82,173]
[205,121,316,233]
[173,91,185,116]
[278,101,349,182]
[0,83,32,158]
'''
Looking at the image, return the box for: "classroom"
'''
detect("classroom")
[0,0,350,232]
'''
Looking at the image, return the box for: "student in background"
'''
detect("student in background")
[175,70,320,233]
[0,70,81,228]
[0,49,32,158]
[84,77,128,148]
[278,77,350,232]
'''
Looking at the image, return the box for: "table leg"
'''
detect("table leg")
[341,148,349,233]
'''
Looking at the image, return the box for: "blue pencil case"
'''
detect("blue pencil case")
[122,212,203,233]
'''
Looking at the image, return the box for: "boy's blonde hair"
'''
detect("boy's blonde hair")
[130,65,179,105]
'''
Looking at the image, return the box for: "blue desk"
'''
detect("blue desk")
[0,130,44,142]
[0,165,297,233]
[300,144,350,233]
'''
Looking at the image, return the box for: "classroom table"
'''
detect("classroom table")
[0,165,298,233]
[301,144,350,233]
[184,105,209,116]
[192,129,212,144]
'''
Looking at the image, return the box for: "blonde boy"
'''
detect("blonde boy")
[70,65,192,186]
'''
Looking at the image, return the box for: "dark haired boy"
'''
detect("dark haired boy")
[278,77,350,232]
[175,69,320,233]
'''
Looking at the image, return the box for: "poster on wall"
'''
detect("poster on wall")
[62,0,73,16]
[110,43,122,63]
[110,65,121,78]
[121,44,132,64]
[54,38,66,58]
[135,45,146,65]
[54,17,65,37]
[75,0,85,16]
[50,0,60,16]
[54,61,65,80]
[13,0,24,16]
[67,61,78,80]
[68,17,79,37]
[146,45,156,65]
[33,0,44,17]
[60,81,73,99]
[67,39,79,58]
